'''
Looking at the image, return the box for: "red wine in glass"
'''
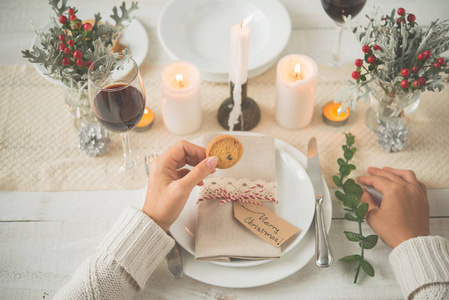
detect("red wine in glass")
[93,83,145,133]
[322,0,366,23]
[321,0,367,62]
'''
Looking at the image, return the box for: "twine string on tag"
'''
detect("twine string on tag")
[197,184,278,206]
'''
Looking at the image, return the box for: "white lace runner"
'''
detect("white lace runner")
[198,178,277,206]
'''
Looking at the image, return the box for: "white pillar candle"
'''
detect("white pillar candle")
[228,15,252,131]
[275,54,318,129]
[161,61,201,135]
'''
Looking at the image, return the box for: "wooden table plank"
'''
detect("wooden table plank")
[1,218,448,299]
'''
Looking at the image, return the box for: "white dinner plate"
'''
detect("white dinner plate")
[31,18,148,86]
[173,135,332,288]
[170,133,316,268]
[157,0,291,82]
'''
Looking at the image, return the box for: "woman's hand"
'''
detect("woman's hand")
[358,167,429,248]
[142,140,218,231]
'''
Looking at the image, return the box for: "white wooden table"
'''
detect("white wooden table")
[1,1,449,299]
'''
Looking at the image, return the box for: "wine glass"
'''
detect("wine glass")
[88,54,147,188]
[321,0,367,63]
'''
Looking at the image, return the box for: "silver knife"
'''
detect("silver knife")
[166,231,183,279]
[307,137,333,268]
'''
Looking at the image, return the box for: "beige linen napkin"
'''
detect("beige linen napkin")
[195,133,281,261]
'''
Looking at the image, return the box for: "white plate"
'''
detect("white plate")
[170,133,316,268]
[176,136,332,288]
[31,18,148,86]
[157,0,291,82]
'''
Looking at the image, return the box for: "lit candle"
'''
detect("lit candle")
[161,61,201,135]
[228,15,252,131]
[322,101,350,126]
[275,54,318,129]
[135,107,154,132]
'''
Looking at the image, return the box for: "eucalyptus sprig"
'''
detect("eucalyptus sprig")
[333,133,378,284]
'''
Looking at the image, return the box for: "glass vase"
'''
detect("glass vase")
[365,78,422,133]
[64,80,95,129]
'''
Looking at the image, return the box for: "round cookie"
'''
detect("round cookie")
[206,135,243,169]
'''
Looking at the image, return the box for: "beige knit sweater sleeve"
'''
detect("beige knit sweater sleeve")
[54,207,175,300]
[389,236,449,300]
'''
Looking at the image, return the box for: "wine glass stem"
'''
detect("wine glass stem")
[120,132,136,170]
[333,23,344,62]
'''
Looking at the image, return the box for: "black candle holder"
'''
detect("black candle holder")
[217,82,260,131]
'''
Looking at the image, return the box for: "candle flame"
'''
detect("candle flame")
[294,63,301,78]
[240,15,254,28]
[176,73,184,88]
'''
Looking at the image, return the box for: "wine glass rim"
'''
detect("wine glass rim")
[88,54,139,92]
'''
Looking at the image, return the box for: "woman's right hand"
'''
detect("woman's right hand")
[358,167,429,248]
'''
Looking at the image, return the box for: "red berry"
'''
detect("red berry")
[400,80,409,89]
[397,8,406,16]
[437,57,446,66]
[58,34,65,41]
[401,68,410,77]
[418,77,426,85]
[73,50,83,59]
[397,18,405,25]
[64,47,71,55]
[423,50,431,59]
[70,14,77,21]
[417,53,425,61]
[86,61,93,69]
[68,39,74,47]
[373,44,382,51]
[68,8,75,15]
[413,80,420,88]
[367,55,376,64]
[58,44,67,52]
[83,23,92,32]
[407,14,416,23]
[433,62,440,69]
[352,71,361,80]
[62,58,70,66]
[59,15,68,24]
[362,45,371,53]
[76,59,84,67]
[412,67,418,73]
[355,59,363,67]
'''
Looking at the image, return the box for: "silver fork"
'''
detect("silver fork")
[145,153,184,279]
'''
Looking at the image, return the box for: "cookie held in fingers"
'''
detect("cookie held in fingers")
[206,135,243,169]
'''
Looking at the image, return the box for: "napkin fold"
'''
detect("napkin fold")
[195,133,281,261]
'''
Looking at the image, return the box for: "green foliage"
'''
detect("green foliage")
[335,133,378,284]
[337,6,449,110]
[21,1,138,87]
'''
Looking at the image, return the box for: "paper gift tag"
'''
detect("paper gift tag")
[233,201,300,248]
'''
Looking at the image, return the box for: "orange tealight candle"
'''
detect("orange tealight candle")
[322,101,350,126]
[135,107,154,132]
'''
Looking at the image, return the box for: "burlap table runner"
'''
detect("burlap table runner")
[1,64,448,191]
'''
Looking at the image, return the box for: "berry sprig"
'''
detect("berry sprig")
[350,8,448,92]
[57,7,93,70]
[352,44,383,84]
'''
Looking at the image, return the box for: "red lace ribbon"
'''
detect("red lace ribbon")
[197,184,278,206]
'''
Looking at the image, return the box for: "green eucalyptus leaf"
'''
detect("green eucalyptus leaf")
[361,235,379,249]
[348,164,357,171]
[344,181,363,198]
[338,158,345,166]
[339,164,350,176]
[343,192,360,209]
[361,259,375,277]
[335,190,345,201]
[344,231,365,242]
[344,150,354,160]
[356,203,369,218]
[344,213,359,222]
[340,254,362,262]
[333,175,342,187]
[351,147,357,154]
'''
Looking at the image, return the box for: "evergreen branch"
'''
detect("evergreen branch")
[335,133,378,284]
